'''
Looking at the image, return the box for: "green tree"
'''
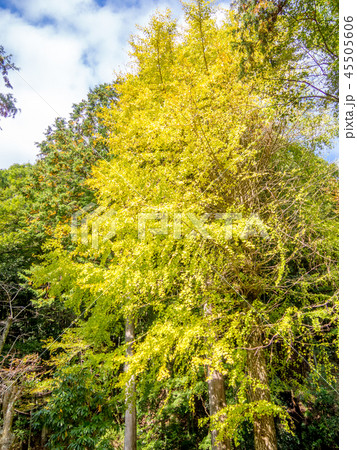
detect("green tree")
[28,83,117,240]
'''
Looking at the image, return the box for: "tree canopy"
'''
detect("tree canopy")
[0,1,338,449]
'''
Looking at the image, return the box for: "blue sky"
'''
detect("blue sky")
[0,0,338,168]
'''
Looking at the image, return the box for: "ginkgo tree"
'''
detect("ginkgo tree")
[30,1,338,449]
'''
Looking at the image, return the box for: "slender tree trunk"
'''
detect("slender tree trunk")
[41,425,48,447]
[197,0,209,72]
[246,326,277,450]
[0,384,19,450]
[27,409,32,450]
[204,303,231,450]
[207,367,231,450]
[0,316,12,355]
[124,319,137,450]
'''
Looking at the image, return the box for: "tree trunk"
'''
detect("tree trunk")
[207,367,231,450]
[204,303,231,450]
[246,326,277,450]
[0,384,19,450]
[124,319,137,450]
[41,425,48,447]
[0,316,12,355]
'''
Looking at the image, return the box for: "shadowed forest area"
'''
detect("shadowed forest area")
[0,0,338,448]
